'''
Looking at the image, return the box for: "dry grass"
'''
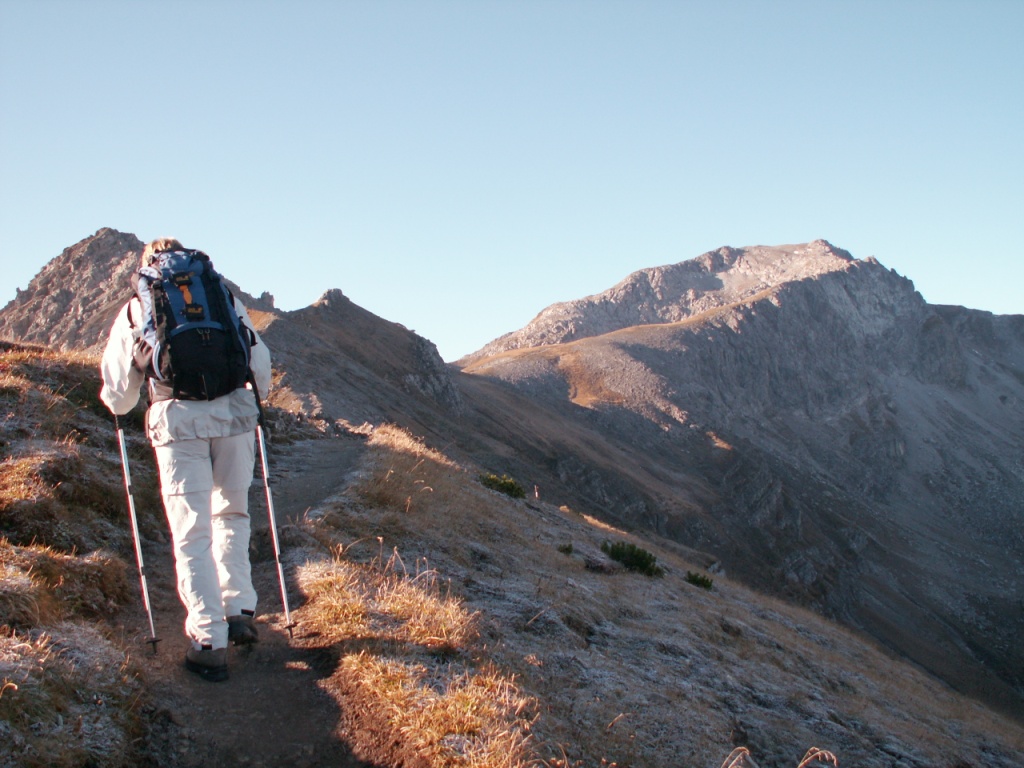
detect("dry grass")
[0,342,156,767]
[0,555,43,627]
[354,423,465,516]
[300,422,1024,768]
[0,622,145,767]
[298,426,543,765]
[297,541,538,767]
[0,539,130,627]
[339,654,534,768]
[0,343,160,552]
[0,344,109,438]
[300,547,479,651]
[0,448,122,552]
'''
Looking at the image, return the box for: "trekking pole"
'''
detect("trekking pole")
[256,419,297,637]
[247,378,297,638]
[114,415,160,653]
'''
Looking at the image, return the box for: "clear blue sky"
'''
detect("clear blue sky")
[2,0,1021,361]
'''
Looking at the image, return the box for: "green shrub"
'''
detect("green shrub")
[557,543,574,556]
[685,571,713,590]
[601,540,664,577]
[479,473,526,499]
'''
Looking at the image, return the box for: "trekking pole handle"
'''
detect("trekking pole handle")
[246,374,267,429]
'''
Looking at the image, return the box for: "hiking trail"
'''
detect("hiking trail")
[121,435,369,768]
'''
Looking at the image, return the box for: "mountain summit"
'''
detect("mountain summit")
[465,240,859,359]
[0,228,277,352]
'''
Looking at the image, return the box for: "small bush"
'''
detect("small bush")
[685,571,714,590]
[479,473,526,499]
[601,540,664,577]
[557,543,574,556]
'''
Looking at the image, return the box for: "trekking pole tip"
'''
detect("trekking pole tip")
[147,636,161,654]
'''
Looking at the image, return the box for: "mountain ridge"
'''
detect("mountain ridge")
[3,229,1023,722]
[462,239,863,361]
[458,250,1024,716]
[5,342,1024,768]
[0,228,461,431]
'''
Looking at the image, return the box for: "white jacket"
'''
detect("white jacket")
[100,296,272,447]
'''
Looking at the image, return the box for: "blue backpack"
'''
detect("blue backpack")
[133,249,254,402]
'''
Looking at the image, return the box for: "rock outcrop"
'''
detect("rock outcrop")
[256,287,462,428]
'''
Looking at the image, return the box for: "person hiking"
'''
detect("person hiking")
[99,237,272,682]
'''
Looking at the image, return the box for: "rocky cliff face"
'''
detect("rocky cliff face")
[460,244,1024,717]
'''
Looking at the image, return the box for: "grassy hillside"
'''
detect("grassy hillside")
[3,341,1024,768]
[0,341,159,766]
[300,424,1024,768]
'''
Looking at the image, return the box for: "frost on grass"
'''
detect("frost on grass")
[0,622,143,768]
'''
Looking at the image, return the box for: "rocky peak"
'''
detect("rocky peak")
[457,241,1024,718]
[312,288,348,310]
[0,228,144,350]
[0,228,279,350]
[279,287,463,414]
[462,240,868,361]
[0,229,462,418]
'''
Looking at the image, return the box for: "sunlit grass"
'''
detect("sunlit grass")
[298,548,537,768]
[304,422,1024,768]
[340,653,535,768]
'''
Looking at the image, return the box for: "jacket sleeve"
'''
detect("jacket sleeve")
[99,300,145,416]
[235,299,272,399]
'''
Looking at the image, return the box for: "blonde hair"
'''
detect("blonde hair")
[140,237,185,267]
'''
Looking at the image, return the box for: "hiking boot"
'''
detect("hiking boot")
[228,613,259,646]
[184,646,229,682]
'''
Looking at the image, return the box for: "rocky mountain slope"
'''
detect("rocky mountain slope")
[0,228,461,432]
[3,230,1023,723]
[5,342,1024,768]
[0,229,145,350]
[251,287,462,433]
[459,241,1024,718]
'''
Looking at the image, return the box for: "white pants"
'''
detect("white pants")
[154,431,257,649]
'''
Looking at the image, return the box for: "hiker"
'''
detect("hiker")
[99,237,272,682]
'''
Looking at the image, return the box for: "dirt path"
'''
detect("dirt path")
[123,435,369,768]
